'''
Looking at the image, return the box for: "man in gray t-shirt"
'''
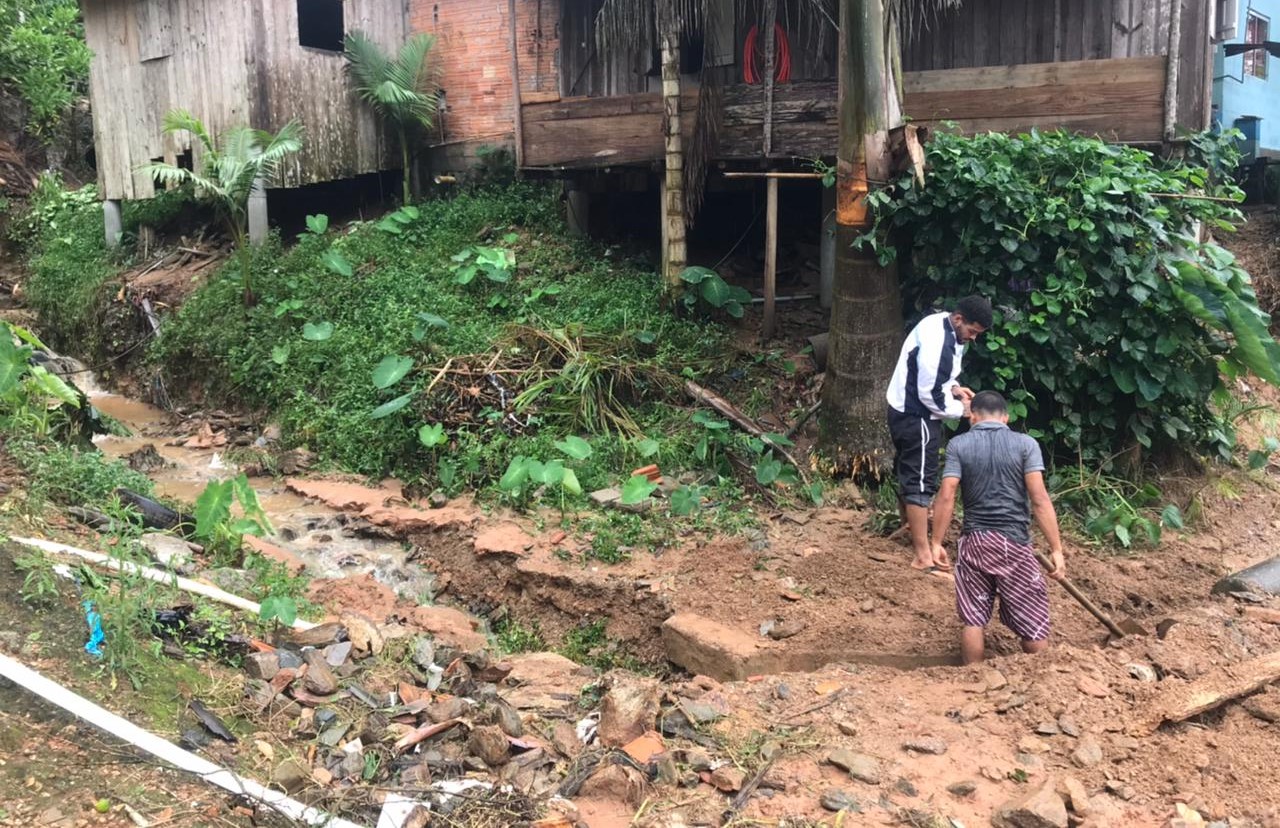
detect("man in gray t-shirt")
[930,391,1067,664]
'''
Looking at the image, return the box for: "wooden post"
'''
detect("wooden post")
[247,176,268,245]
[660,10,686,289]
[1163,0,1182,141]
[508,0,525,168]
[762,177,779,340]
[763,0,777,156]
[103,199,122,248]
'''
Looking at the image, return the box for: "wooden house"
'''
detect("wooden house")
[82,0,406,240]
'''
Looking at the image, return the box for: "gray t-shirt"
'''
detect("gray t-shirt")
[942,421,1046,545]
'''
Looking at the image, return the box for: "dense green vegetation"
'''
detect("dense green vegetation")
[865,129,1275,471]
[0,0,90,139]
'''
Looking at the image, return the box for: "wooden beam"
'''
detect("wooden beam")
[722,171,826,179]
[1141,650,1280,734]
[1163,0,1182,141]
[763,0,777,156]
[762,176,778,341]
[508,0,525,168]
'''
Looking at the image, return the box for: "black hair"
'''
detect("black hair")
[970,390,1007,416]
[954,295,993,329]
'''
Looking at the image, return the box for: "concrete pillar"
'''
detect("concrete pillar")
[247,176,268,245]
[103,199,122,248]
[566,187,590,237]
[819,184,836,310]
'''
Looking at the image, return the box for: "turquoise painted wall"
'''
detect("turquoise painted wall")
[1213,0,1279,153]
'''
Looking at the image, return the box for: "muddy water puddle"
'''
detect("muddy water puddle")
[88,389,436,602]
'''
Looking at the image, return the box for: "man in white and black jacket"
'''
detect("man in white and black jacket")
[885,295,993,573]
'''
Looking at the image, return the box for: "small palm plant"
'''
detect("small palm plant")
[141,110,303,306]
[343,31,440,205]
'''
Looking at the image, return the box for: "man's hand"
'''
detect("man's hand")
[951,385,975,403]
[1047,548,1066,581]
[932,544,950,569]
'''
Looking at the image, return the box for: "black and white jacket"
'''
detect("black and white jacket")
[885,311,967,420]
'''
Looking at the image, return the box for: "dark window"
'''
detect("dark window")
[298,0,344,52]
[1245,13,1269,79]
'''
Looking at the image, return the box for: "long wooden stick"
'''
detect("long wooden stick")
[507,0,525,168]
[762,177,778,341]
[722,756,776,824]
[1141,650,1280,734]
[684,381,810,484]
[1031,549,1127,638]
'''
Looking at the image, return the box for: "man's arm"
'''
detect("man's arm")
[931,476,960,561]
[1026,471,1066,579]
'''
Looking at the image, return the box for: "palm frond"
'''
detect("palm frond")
[162,108,216,154]
[345,30,439,131]
[139,163,223,196]
[399,33,441,98]
[344,30,394,116]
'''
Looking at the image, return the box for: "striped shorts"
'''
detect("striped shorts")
[955,530,1051,641]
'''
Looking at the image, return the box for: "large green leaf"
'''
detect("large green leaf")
[369,393,414,419]
[302,321,334,341]
[306,214,329,235]
[194,480,233,542]
[372,355,414,389]
[27,367,81,408]
[699,276,732,308]
[620,475,658,505]
[554,435,593,461]
[322,249,354,277]
[0,333,31,396]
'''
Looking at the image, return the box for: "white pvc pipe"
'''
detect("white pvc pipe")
[11,536,316,631]
[0,652,366,828]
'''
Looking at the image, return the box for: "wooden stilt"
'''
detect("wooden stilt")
[762,176,779,341]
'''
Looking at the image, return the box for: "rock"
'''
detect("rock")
[661,613,773,682]
[827,749,882,785]
[1103,780,1135,801]
[1058,776,1091,815]
[760,740,782,762]
[427,696,468,723]
[494,702,524,737]
[1019,736,1051,755]
[992,779,1069,828]
[468,725,510,766]
[837,720,858,737]
[1057,715,1081,738]
[301,650,339,696]
[411,636,437,670]
[551,722,581,759]
[244,652,280,681]
[859,599,876,613]
[1076,677,1111,698]
[679,694,730,724]
[474,524,535,557]
[427,491,449,509]
[1016,753,1044,769]
[1071,736,1104,768]
[338,612,384,657]
[767,618,808,640]
[139,533,196,573]
[579,764,645,806]
[684,749,713,771]
[1035,721,1061,736]
[775,682,791,700]
[598,673,661,747]
[1244,687,1280,723]
[409,606,487,652]
[957,703,982,722]
[710,766,746,792]
[903,736,948,755]
[502,652,588,710]
[589,487,622,506]
[323,641,353,667]
[895,778,919,797]
[820,790,860,813]
[272,760,311,794]
[1127,663,1157,682]
[996,694,1030,713]
[947,780,977,798]
[290,622,347,648]
[339,748,365,780]
[242,535,307,577]
[983,669,1009,691]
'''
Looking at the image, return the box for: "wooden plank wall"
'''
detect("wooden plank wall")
[902,0,1210,132]
[84,0,403,201]
[522,56,1170,167]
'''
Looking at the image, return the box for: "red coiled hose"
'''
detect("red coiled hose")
[743,23,791,85]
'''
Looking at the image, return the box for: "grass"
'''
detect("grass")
[7,434,154,512]
[493,614,649,673]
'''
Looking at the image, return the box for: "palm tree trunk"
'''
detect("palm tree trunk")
[818,0,905,475]
[399,125,412,204]
[659,5,687,290]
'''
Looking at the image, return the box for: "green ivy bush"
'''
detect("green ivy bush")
[0,0,91,138]
[862,129,1278,469]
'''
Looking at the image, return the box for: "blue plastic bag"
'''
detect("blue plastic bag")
[83,600,104,658]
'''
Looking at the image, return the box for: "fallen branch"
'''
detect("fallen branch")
[784,400,821,440]
[684,381,810,484]
[775,688,847,723]
[721,756,775,824]
[0,653,366,828]
[1141,649,1280,733]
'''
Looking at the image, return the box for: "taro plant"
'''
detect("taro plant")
[193,474,273,564]
[0,321,82,438]
[142,111,303,306]
[679,266,752,319]
[452,245,514,286]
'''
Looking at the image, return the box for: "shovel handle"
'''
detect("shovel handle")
[1032,550,1128,639]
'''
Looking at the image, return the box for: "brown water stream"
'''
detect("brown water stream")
[81,373,438,602]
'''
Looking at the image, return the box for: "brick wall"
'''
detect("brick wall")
[409,0,560,166]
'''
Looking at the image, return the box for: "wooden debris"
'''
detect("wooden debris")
[684,380,810,484]
[1142,650,1280,733]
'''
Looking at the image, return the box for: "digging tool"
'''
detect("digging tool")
[1033,550,1150,638]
